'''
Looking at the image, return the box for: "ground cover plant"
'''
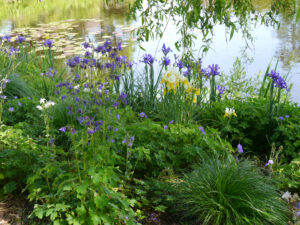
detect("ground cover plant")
[0,28,299,225]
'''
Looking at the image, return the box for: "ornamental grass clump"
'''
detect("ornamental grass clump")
[174,158,291,225]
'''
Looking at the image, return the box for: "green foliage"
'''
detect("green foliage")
[0,125,48,195]
[271,104,300,159]
[272,157,300,193]
[219,57,260,100]
[4,74,35,99]
[194,98,300,158]
[124,120,233,177]
[27,163,137,225]
[128,0,297,52]
[3,98,40,124]
[174,157,291,225]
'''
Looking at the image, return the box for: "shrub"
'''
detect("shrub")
[194,98,300,159]
[274,157,300,194]
[174,157,291,225]
[0,125,49,195]
[124,120,234,177]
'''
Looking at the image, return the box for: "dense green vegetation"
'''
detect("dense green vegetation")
[0,0,300,224]
[0,33,299,224]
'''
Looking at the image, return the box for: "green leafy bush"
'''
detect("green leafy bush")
[124,120,233,177]
[26,162,137,225]
[174,157,291,225]
[194,98,300,159]
[274,157,300,193]
[0,125,49,195]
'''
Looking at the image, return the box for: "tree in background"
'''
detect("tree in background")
[124,0,299,54]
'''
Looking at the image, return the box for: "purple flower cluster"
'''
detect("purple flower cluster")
[177,60,184,69]
[161,43,172,55]
[18,35,26,44]
[237,144,243,153]
[2,35,11,43]
[267,70,288,90]
[208,64,220,76]
[139,112,148,118]
[141,54,155,65]
[43,39,53,48]
[45,68,57,77]
[198,126,205,135]
[160,56,171,66]
[217,85,225,98]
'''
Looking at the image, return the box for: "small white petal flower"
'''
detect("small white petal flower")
[44,101,55,109]
[36,105,43,110]
[282,191,292,201]
[40,98,46,104]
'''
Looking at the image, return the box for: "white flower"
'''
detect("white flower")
[44,101,55,109]
[83,88,90,93]
[40,98,46,104]
[74,85,80,90]
[282,191,292,201]
[224,107,237,117]
[36,105,43,110]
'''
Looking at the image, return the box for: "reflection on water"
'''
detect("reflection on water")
[0,0,137,59]
[0,0,299,102]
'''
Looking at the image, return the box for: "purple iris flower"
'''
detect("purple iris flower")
[208,64,220,76]
[71,128,76,134]
[161,56,171,66]
[82,42,90,49]
[177,60,184,69]
[45,68,57,77]
[117,41,123,51]
[217,85,225,98]
[126,61,134,68]
[267,70,288,90]
[279,116,284,121]
[161,43,172,55]
[169,120,174,124]
[141,54,155,65]
[183,64,192,77]
[18,35,26,44]
[43,39,53,48]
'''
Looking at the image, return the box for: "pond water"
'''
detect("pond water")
[0,0,299,103]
